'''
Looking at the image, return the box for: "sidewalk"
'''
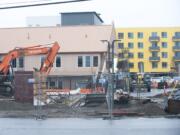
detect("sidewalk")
[130,88,177,98]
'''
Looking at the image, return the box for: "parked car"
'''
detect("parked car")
[150,77,163,83]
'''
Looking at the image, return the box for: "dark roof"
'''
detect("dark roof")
[60,11,104,23]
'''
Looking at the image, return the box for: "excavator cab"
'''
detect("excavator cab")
[0,62,14,96]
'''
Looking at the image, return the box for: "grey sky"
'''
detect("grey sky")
[0,0,179,28]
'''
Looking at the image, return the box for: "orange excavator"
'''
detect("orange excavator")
[0,42,60,96]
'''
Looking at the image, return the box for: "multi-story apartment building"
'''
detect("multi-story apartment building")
[116,27,180,75]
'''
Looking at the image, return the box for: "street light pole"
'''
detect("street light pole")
[101,39,121,119]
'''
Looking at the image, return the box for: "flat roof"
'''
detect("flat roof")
[60,11,104,23]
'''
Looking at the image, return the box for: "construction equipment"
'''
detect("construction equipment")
[0,42,60,96]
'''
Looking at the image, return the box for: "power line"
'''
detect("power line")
[0,0,92,10]
[0,0,51,6]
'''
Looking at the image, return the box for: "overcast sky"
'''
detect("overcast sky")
[0,0,180,28]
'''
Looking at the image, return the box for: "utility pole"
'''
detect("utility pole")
[101,39,121,119]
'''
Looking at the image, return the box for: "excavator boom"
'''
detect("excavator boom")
[0,41,60,96]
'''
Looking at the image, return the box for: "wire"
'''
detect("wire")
[0,0,52,6]
[0,0,92,10]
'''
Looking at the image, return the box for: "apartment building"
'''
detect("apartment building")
[116,27,180,75]
[0,25,115,89]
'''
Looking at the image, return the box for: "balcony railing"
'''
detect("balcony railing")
[172,36,180,41]
[173,46,180,51]
[173,56,180,61]
[149,36,160,42]
[149,46,160,51]
[149,56,160,61]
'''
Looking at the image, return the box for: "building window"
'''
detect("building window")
[85,56,91,67]
[49,80,56,89]
[151,32,157,36]
[58,81,63,89]
[138,62,144,72]
[56,56,61,67]
[138,42,144,49]
[162,52,168,58]
[152,52,158,57]
[118,43,124,49]
[175,32,180,36]
[152,62,158,69]
[18,57,24,68]
[41,56,46,66]
[128,42,134,48]
[162,42,167,48]
[175,52,180,57]
[93,56,98,67]
[128,32,134,39]
[118,53,124,58]
[11,58,16,68]
[118,33,124,39]
[128,53,134,58]
[162,62,167,68]
[78,56,83,67]
[175,41,180,47]
[129,63,134,68]
[161,32,167,38]
[152,42,158,47]
[138,52,144,58]
[138,32,143,38]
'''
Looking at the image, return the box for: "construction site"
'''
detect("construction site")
[0,10,180,119]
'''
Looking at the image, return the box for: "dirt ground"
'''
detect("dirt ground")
[0,94,169,118]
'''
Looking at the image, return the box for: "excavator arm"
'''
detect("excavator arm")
[0,41,60,75]
[0,42,60,96]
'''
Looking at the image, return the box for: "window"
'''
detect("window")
[129,63,134,68]
[152,62,158,69]
[41,56,46,66]
[175,52,180,57]
[49,80,56,89]
[175,42,180,47]
[128,42,134,48]
[161,32,167,38]
[138,62,144,72]
[18,57,24,68]
[93,56,98,67]
[175,32,180,36]
[11,58,16,68]
[162,52,168,58]
[162,42,167,48]
[118,33,124,39]
[78,56,83,67]
[58,81,63,89]
[138,52,144,58]
[138,32,143,38]
[118,53,124,58]
[56,56,61,67]
[128,32,134,39]
[0,55,3,61]
[162,62,168,68]
[152,42,158,47]
[85,56,90,67]
[152,52,158,57]
[138,42,143,48]
[118,43,124,49]
[151,32,157,36]
[128,53,134,58]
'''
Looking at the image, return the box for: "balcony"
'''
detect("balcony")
[149,56,160,61]
[149,46,160,51]
[149,36,160,42]
[172,36,180,42]
[173,46,180,51]
[173,56,180,61]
